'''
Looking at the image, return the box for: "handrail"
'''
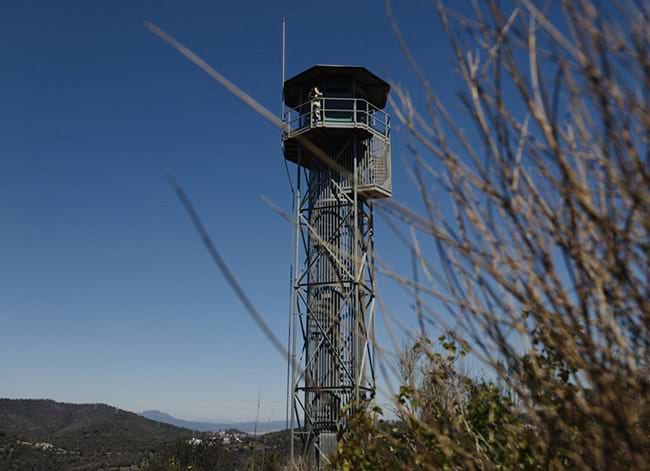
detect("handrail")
[283,97,390,139]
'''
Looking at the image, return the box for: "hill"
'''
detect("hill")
[140,409,285,434]
[0,398,192,470]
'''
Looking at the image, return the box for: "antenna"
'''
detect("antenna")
[282,17,293,436]
[282,17,286,118]
[254,388,261,436]
[281,17,295,194]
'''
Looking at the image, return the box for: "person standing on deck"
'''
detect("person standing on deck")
[309,87,323,125]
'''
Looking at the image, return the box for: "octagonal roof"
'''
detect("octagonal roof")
[283,65,390,109]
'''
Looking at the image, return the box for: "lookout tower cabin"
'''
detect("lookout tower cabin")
[282,65,392,199]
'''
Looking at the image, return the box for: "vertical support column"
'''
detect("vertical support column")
[289,159,301,469]
[352,142,360,407]
[289,137,377,470]
[368,205,376,395]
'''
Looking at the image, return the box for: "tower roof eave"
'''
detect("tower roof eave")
[283,65,390,109]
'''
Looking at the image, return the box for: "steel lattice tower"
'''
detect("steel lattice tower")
[282,66,391,468]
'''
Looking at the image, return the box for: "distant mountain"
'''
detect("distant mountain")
[140,409,286,434]
[0,398,192,470]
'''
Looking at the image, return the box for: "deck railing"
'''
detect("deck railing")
[284,97,390,139]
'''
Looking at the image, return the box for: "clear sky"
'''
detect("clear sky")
[0,1,464,422]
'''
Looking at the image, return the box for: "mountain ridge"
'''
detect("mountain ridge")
[139,409,286,434]
[0,398,193,469]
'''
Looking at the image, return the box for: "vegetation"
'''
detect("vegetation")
[0,399,193,469]
[335,0,650,469]
[143,431,290,471]
[337,335,650,469]
[0,399,290,470]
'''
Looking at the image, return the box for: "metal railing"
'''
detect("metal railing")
[284,97,390,139]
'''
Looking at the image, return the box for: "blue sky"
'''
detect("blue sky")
[0,1,465,422]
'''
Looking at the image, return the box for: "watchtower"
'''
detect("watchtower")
[284,65,391,467]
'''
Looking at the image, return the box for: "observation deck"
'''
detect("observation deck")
[282,65,392,199]
[284,97,390,141]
